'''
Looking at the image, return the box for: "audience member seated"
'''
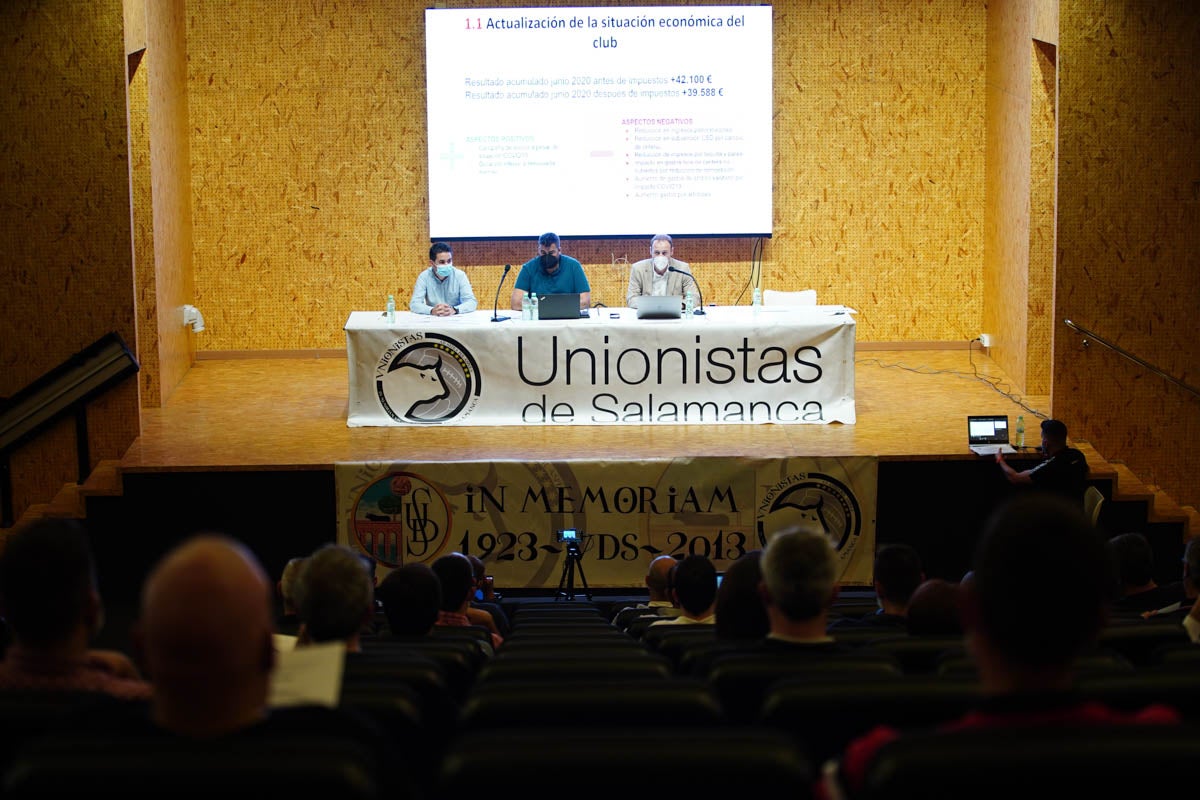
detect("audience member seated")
[753,524,854,656]
[293,544,374,651]
[36,534,407,794]
[431,553,502,653]
[1107,531,1183,615]
[714,549,768,641]
[1142,536,1200,643]
[830,543,923,630]
[0,518,150,700]
[376,563,442,637]
[463,553,511,637]
[905,578,964,636]
[614,555,683,629]
[818,493,1181,800]
[274,556,306,637]
[648,555,718,627]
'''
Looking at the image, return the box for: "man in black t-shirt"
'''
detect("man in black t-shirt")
[995,418,1089,506]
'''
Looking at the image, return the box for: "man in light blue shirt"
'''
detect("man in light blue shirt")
[410,242,478,316]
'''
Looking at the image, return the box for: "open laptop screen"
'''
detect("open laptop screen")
[968,415,1009,445]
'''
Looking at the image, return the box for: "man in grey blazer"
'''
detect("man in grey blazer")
[625,233,699,308]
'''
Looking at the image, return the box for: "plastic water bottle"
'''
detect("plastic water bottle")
[385,294,395,324]
[529,292,539,320]
[752,287,762,312]
[684,290,695,319]
[521,292,531,320]
[1016,415,1025,449]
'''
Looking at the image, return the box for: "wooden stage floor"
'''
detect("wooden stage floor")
[122,348,1051,472]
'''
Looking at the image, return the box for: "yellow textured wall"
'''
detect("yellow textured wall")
[1056,0,1200,509]
[147,0,194,405]
[0,0,141,523]
[186,0,987,350]
[1025,41,1055,395]
[984,0,1031,386]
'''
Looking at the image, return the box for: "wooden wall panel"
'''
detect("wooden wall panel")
[147,0,195,404]
[1056,0,1200,509]
[1026,41,1055,395]
[984,0,1032,389]
[185,0,986,349]
[0,0,141,524]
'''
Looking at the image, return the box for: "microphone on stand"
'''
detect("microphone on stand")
[491,264,512,322]
[668,265,706,315]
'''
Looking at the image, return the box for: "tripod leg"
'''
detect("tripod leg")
[557,551,571,601]
[574,554,591,600]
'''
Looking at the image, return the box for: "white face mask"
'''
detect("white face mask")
[435,263,453,278]
[652,255,669,271]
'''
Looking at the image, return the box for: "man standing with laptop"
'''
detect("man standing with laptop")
[511,232,591,311]
[995,418,1089,506]
[626,233,699,309]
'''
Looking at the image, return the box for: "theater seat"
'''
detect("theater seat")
[457,678,724,732]
[759,674,980,765]
[439,727,813,799]
[4,735,387,799]
[860,724,1200,799]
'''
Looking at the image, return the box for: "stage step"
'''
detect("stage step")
[1,459,125,536]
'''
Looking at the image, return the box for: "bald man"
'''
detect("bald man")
[133,535,276,737]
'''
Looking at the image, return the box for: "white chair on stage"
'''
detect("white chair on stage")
[762,289,817,307]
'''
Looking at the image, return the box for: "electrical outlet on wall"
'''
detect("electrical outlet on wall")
[979,333,992,348]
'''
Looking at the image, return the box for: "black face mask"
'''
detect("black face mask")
[540,254,560,272]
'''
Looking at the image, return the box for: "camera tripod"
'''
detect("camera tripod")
[556,539,591,601]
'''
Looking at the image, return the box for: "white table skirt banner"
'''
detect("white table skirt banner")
[345,305,856,426]
[334,454,878,588]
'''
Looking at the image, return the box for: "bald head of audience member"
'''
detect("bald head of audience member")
[134,535,275,737]
[760,524,839,638]
[905,578,964,636]
[646,555,677,603]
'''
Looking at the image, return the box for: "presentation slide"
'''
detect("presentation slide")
[425,5,773,240]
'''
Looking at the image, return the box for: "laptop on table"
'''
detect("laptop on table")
[636,295,683,320]
[968,415,1016,456]
[537,293,589,320]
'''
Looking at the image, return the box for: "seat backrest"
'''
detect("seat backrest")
[474,653,672,685]
[0,691,145,781]
[5,735,384,799]
[1077,667,1200,721]
[760,674,981,764]
[707,652,904,722]
[762,289,817,307]
[458,678,724,732]
[439,727,813,799]
[860,724,1200,799]
[858,635,966,675]
[1096,622,1191,667]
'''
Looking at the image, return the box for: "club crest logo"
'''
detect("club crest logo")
[350,471,454,568]
[376,333,481,423]
[758,472,862,563]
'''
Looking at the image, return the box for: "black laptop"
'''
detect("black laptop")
[537,293,589,320]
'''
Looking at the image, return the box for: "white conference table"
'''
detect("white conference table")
[345,305,856,427]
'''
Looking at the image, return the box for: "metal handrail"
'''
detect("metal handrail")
[1063,319,1200,399]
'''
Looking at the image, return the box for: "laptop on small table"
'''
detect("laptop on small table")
[968,414,1016,456]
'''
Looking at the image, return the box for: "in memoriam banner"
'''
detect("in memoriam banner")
[335,455,878,587]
